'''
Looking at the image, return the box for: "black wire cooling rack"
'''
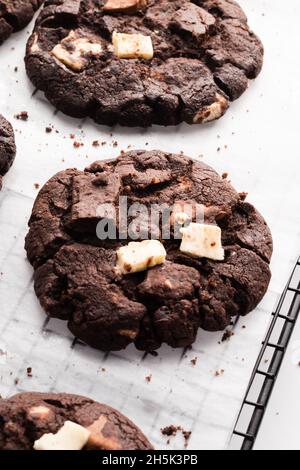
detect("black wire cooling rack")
[231,257,300,450]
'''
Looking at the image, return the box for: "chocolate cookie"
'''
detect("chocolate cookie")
[0,0,43,45]
[0,115,16,190]
[25,0,263,127]
[25,150,272,352]
[0,392,153,450]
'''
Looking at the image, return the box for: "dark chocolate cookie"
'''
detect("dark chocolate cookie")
[25,0,263,127]
[0,392,153,450]
[0,114,16,190]
[0,0,43,45]
[25,150,273,352]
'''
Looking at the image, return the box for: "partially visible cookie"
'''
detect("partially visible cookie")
[25,0,263,127]
[0,392,153,450]
[25,150,273,352]
[0,0,43,45]
[0,115,16,190]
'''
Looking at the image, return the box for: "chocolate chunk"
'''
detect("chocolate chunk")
[170,3,215,42]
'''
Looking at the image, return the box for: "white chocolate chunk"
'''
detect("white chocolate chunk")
[52,31,103,71]
[112,31,153,59]
[28,406,51,420]
[33,421,91,451]
[173,211,190,225]
[30,33,40,53]
[116,240,166,275]
[180,223,224,261]
[193,93,228,124]
[103,0,147,13]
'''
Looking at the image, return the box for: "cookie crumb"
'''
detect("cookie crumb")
[239,192,248,201]
[161,425,192,448]
[26,367,33,377]
[45,126,52,133]
[190,357,198,366]
[161,425,179,437]
[34,183,40,190]
[221,330,234,342]
[73,141,83,148]
[182,430,192,448]
[145,374,152,383]
[15,111,28,121]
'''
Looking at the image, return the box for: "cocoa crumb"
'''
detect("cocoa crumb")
[222,172,228,180]
[145,374,152,383]
[15,111,28,121]
[92,140,99,147]
[239,192,248,201]
[161,426,192,448]
[221,330,234,342]
[182,430,192,448]
[190,357,198,366]
[73,141,83,148]
[45,126,52,133]
[26,367,32,377]
[34,183,40,190]
[161,425,179,437]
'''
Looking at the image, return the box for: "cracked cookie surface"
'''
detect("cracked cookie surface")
[0,115,16,190]
[25,150,273,352]
[0,392,153,449]
[0,0,43,45]
[25,0,263,127]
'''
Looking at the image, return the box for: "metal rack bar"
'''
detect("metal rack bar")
[232,257,300,450]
